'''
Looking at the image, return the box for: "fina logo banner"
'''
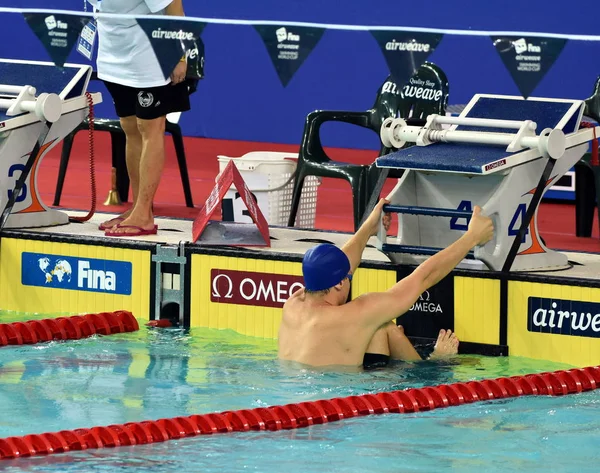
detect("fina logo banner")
[137,18,206,82]
[23,13,89,67]
[490,36,567,99]
[21,252,132,295]
[254,25,325,87]
[371,31,443,89]
[211,269,304,308]
[528,297,600,339]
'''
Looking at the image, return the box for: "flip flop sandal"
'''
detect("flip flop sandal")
[98,217,125,231]
[104,224,158,237]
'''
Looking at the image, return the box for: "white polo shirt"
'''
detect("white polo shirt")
[87,0,174,88]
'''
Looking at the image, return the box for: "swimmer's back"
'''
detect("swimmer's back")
[278,290,369,367]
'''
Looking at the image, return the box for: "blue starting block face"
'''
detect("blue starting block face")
[376,94,585,174]
[0,59,91,122]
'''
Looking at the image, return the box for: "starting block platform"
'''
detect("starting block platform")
[0,59,102,229]
[376,93,597,272]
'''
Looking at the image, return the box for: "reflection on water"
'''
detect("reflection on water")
[0,311,597,473]
[0,317,575,439]
[3,391,600,473]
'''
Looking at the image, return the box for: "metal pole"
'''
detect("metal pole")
[431,114,537,130]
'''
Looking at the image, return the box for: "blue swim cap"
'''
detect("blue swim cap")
[302,244,351,291]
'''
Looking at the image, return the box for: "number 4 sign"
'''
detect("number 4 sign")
[450,200,530,244]
[508,203,529,243]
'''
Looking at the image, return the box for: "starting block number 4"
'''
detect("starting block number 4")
[449,200,528,243]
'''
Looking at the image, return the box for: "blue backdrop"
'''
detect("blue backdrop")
[0,1,595,150]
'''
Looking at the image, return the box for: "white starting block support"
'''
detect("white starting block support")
[375,94,594,272]
[0,84,62,123]
[381,115,567,159]
[0,59,103,229]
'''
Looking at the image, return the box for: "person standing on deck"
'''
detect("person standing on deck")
[88,0,192,237]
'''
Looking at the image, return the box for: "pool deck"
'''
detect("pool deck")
[10,210,600,281]
[1,210,599,368]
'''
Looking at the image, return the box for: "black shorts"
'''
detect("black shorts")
[103,80,191,120]
[363,353,390,370]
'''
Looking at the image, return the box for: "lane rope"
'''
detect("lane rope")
[0,311,139,346]
[0,365,598,459]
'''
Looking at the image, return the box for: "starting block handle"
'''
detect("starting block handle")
[382,243,476,259]
[383,204,472,219]
[377,204,473,250]
[379,203,500,270]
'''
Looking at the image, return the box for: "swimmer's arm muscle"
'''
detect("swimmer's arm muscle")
[341,223,372,274]
[407,231,480,294]
[342,199,389,274]
[350,232,480,328]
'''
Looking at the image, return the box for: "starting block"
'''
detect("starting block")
[376,94,598,272]
[0,59,102,229]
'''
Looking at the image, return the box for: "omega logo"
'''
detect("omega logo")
[211,273,234,299]
[210,269,304,308]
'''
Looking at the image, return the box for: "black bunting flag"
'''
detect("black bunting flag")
[255,25,325,87]
[137,18,206,82]
[23,13,89,68]
[371,31,443,89]
[490,36,568,99]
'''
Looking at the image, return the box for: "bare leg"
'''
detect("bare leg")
[385,323,422,361]
[123,115,144,202]
[100,115,142,229]
[364,323,391,357]
[108,116,166,234]
[365,322,422,362]
[429,329,460,359]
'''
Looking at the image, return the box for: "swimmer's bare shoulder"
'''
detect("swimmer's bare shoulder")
[281,288,309,325]
[283,287,305,309]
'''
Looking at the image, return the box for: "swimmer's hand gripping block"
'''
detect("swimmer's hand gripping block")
[192,160,270,247]
[377,204,501,269]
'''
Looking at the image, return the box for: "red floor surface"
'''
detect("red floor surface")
[38,133,600,254]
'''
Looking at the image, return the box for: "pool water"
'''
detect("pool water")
[0,311,598,472]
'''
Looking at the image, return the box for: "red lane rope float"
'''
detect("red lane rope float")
[1,365,598,460]
[0,311,138,347]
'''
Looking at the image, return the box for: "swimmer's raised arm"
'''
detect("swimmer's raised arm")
[341,199,391,273]
[349,206,494,330]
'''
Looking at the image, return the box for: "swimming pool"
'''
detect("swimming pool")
[1,310,598,472]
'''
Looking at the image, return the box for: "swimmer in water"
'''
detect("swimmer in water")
[278,198,494,370]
